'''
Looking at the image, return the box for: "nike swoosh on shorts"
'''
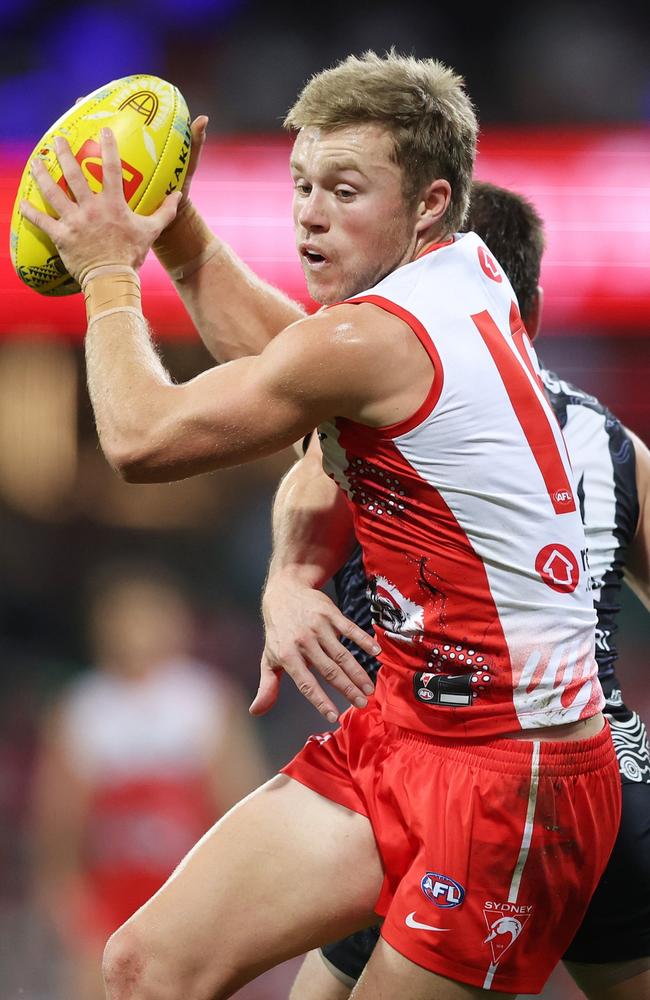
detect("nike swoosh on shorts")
[405,912,451,932]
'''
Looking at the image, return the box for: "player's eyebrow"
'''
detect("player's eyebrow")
[290,157,368,177]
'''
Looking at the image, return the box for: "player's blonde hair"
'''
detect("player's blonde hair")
[284,50,478,232]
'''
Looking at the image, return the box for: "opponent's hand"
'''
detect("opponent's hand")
[180,115,208,209]
[20,129,182,281]
[251,572,380,723]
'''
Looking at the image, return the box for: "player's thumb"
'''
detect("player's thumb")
[152,190,182,236]
[249,660,282,716]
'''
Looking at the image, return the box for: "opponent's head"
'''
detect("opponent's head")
[86,561,194,677]
[285,51,478,303]
[464,181,546,338]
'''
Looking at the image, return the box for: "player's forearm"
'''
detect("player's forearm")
[153,202,305,361]
[85,310,178,479]
[266,449,356,592]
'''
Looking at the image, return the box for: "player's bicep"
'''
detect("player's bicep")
[138,319,344,479]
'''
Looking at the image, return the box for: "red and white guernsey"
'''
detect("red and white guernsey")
[319,232,603,738]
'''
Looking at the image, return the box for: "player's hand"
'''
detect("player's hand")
[251,572,379,723]
[20,129,181,281]
[179,115,208,210]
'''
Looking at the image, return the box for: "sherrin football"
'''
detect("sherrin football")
[10,75,191,296]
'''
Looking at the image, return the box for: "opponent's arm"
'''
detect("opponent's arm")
[254,435,379,722]
[625,430,650,610]
[153,117,304,362]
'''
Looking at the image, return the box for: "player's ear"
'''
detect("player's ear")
[526,286,543,341]
[414,178,451,235]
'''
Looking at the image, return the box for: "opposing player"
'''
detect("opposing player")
[280,182,650,1000]
[22,53,621,998]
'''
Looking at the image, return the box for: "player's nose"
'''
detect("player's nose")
[297,189,329,232]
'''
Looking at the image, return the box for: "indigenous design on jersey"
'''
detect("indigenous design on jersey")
[320,233,601,737]
[608,707,650,784]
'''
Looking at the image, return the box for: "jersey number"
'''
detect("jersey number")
[471,306,576,515]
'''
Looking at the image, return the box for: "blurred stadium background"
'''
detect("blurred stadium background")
[0,1,648,997]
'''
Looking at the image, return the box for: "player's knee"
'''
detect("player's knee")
[102,926,176,1000]
[103,927,145,998]
[103,923,227,1000]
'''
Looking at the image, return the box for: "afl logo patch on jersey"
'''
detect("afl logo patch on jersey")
[535,544,579,593]
[421,872,465,908]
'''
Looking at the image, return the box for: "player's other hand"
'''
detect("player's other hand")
[179,115,208,210]
[252,572,379,723]
[20,129,181,281]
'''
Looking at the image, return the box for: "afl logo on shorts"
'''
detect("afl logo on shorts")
[535,543,579,593]
[421,872,465,908]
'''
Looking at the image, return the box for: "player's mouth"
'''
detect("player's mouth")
[300,244,330,269]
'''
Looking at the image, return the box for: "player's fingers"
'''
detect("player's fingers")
[98,128,125,197]
[279,652,340,723]
[19,198,59,241]
[29,158,73,217]
[317,631,375,696]
[249,658,282,716]
[335,612,381,661]
[52,136,91,204]
[301,637,370,708]
[190,115,208,151]
[148,190,182,238]
[184,116,208,196]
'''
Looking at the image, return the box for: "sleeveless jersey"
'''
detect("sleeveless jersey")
[319,232,602,738]
[60,659,224,930]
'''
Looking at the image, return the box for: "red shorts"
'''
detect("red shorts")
[281,699,621,994]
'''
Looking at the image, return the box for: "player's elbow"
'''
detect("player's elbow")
[99,428,171,483]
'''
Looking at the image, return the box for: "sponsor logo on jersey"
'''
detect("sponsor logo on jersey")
[477,246,503,283]
[534,544,579,593]
[482,902,533,964]
[414,671,477,707]
[421,872,465,908]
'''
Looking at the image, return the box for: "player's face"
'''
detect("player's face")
[291,124,419,304]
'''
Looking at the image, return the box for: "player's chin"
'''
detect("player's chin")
[304,273,348,306]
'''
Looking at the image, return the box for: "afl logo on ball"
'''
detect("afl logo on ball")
[421,872,465,908]
[535,544,579,593]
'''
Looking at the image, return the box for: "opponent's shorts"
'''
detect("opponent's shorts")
[281,699,621,994]
[563,707,650,964]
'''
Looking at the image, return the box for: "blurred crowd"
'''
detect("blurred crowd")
[1,0,649,142]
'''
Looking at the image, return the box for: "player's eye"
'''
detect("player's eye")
[294,180,311,196]
[335,187,356,200]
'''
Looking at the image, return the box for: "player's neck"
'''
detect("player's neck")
[413,230,455,260]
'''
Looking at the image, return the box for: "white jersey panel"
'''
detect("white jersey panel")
[323,233,602,735]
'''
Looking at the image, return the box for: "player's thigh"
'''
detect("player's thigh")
[290,950,353,1000]
[564,958,650,1000]
[107,775,383,995]
[350,938,514,1000]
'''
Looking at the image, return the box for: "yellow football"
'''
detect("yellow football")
[10,75,191,296]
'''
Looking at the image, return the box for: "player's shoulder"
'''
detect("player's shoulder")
[284,300,409,356]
